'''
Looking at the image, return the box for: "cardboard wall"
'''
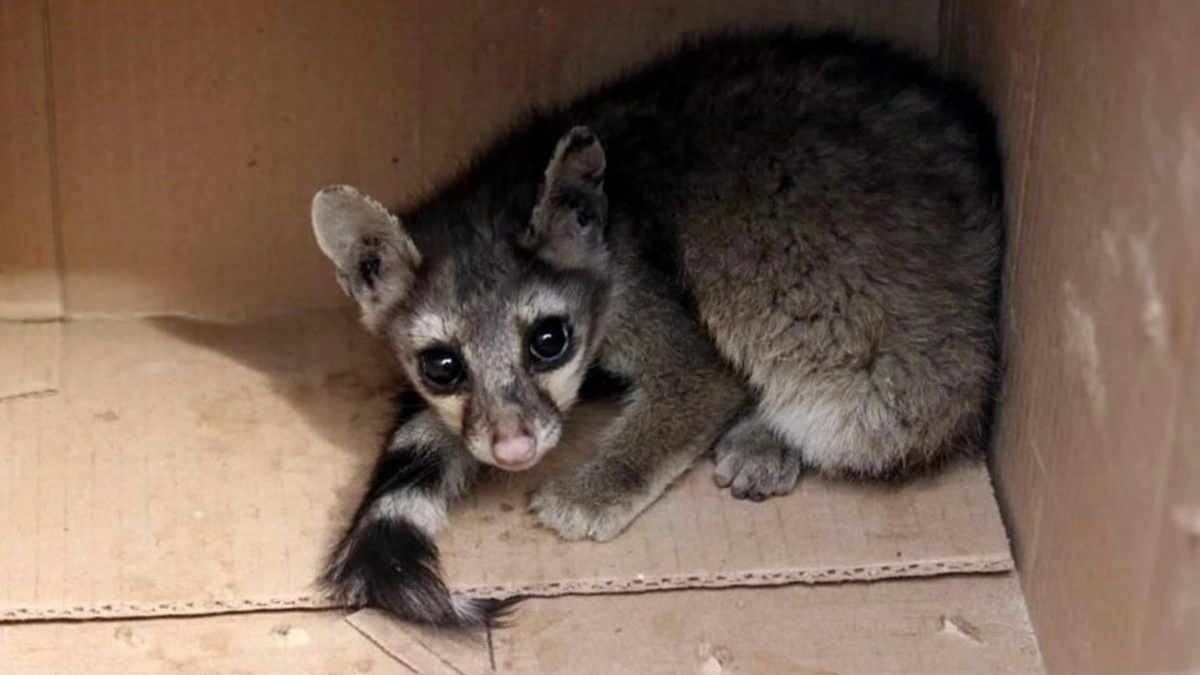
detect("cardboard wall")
[0,0,937,321]
[941,2,1200,672]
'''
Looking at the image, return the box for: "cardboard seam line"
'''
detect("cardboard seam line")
[40,0,68,319]
[345,612,477,675]
[0,556,1013,622]
[0,387,59,403]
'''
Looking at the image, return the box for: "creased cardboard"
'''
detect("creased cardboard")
[0,311,1010,621]
[0,321,60,400]
[0,0,61,320]
[347,610,492,675]
[1140,329,1200,672]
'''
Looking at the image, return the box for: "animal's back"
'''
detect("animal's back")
[564,31,1003,476]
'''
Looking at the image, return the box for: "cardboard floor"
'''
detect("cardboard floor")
[0,312,1041,672]
[1,576,1042,674]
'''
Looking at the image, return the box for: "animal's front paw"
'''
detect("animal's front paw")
[529,463,643,542]
[713,416,803,501]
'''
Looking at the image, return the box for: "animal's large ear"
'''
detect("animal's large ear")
[526,127,608,268]
[311,185,421,334]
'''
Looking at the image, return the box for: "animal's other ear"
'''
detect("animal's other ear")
[526,127,608,269]
[311,185,421,334]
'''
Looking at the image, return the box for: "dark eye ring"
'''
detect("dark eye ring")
[529,317,571,365]
[418,347,466,390]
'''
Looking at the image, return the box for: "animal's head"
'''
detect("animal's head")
[311,127,614,470]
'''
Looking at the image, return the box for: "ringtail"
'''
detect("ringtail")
[311,29,1002,628]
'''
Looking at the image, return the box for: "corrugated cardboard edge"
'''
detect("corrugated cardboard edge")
[0,556,1012,622]
[455,556,1014,599]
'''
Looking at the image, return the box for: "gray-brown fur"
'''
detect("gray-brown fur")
[311,28,1002,627]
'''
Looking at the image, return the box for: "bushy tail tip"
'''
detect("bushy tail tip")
[322,516,521,629]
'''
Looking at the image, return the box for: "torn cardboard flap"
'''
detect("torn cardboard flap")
[0,311,1010,621]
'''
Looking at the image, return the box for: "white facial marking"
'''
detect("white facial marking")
[426,395,466,432]
[409,312,462,349]
[516,287,570,324]
[536,353,587,409]
[532,418,562,458]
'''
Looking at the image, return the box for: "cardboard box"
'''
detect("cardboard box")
[0,0,1194,672]
[941,1,1200,672]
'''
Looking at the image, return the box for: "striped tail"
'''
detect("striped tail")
[321,395,519,628]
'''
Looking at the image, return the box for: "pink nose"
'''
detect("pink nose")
[492,433,536,467]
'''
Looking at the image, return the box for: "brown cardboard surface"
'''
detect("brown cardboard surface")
[0,311,1011,621]
[1,576,1040,675]
[346,611,493,675]
[940,0,1054,610]
[38,0,936,321]
[356,575,1042,674]
[488,575,1042,674]
[0,610,406,675]
[443,422,1009,601]
[0,311,395,620]
[941,1,1200,672]
[0,0,61,320]
[1140,324,1200,672]
[0,321,61,400]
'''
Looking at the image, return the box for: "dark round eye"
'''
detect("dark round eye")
[418,347,465,389]
[529,317,571,363]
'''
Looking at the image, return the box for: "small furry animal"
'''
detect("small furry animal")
[311,29,1002,628]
